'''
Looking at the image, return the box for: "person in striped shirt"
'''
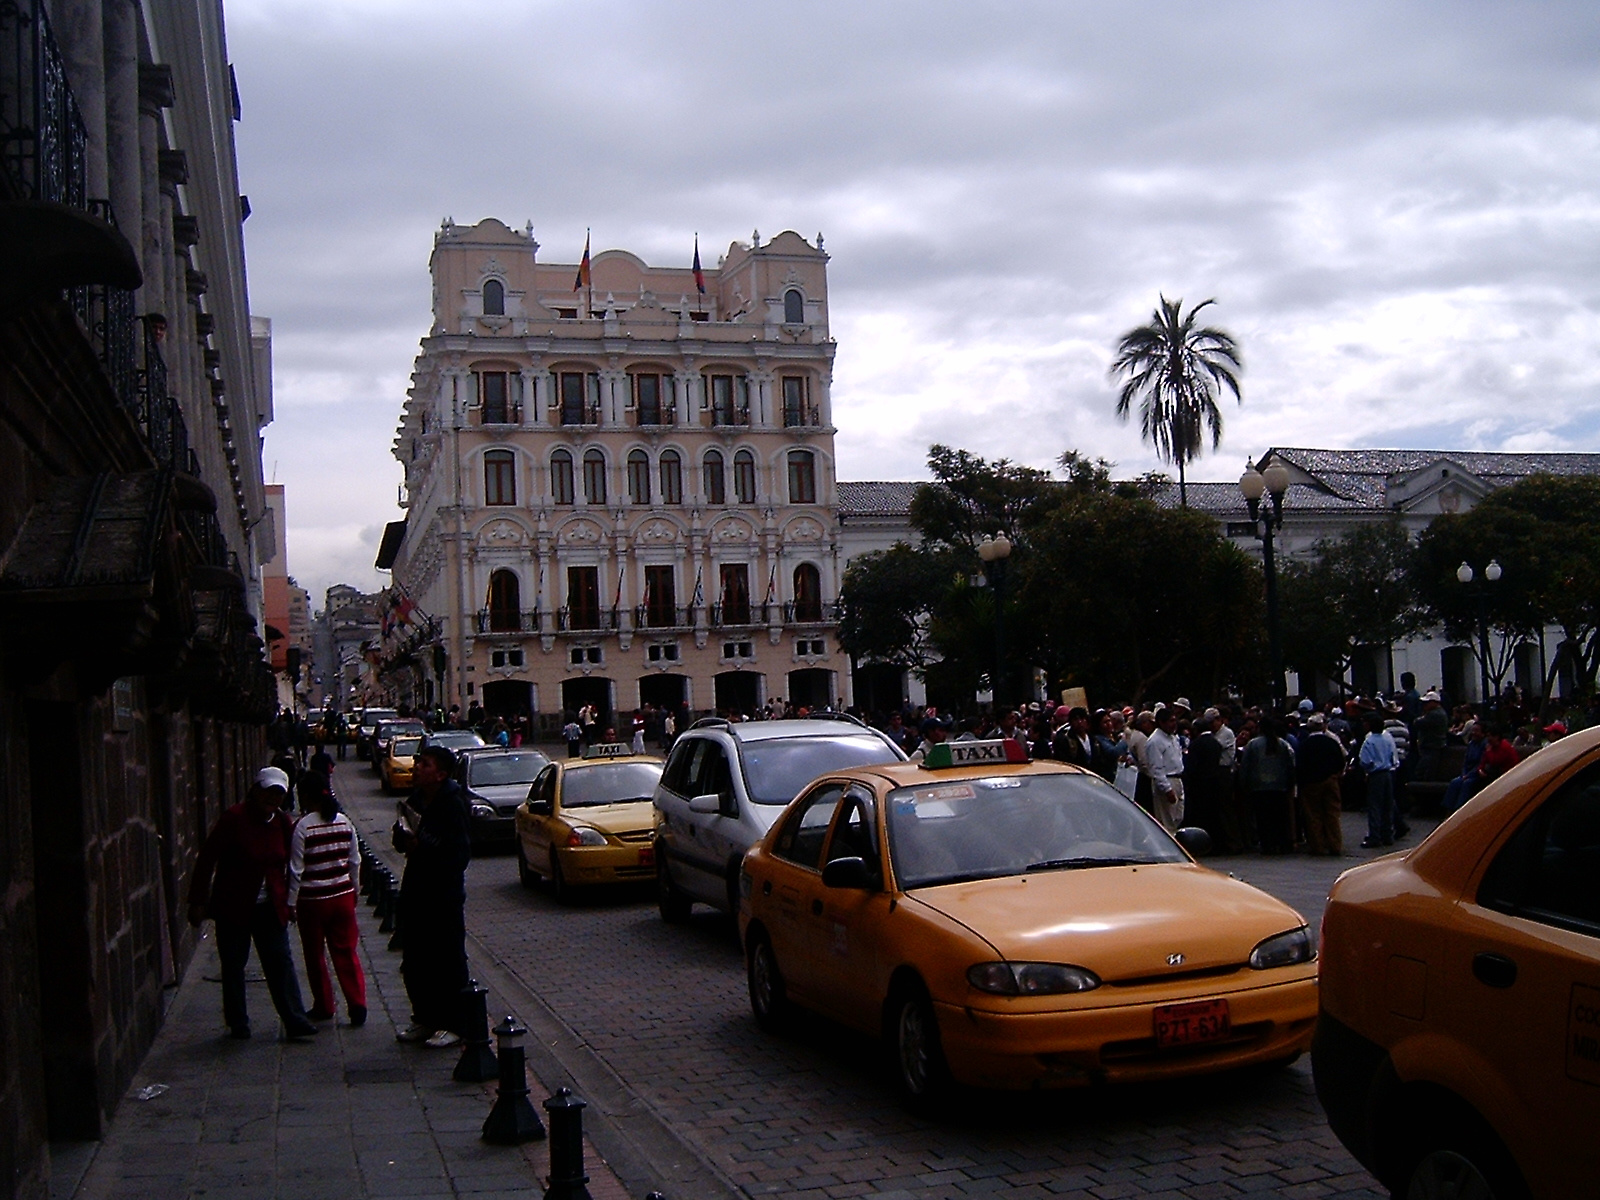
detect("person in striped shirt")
[287,759,367,1026]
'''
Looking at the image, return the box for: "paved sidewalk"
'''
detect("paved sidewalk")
[59,896,631,1200]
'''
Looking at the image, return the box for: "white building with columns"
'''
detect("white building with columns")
[384,219,845,726]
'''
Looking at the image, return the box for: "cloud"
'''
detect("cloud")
[228,0,1600,601]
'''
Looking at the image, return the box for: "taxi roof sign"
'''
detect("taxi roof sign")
[922,738,1029,769]
[583,742,633,759]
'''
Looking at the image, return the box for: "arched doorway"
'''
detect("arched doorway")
[788,668,834,711]
[713,671,761,717]
[561,677,613,731]
[639,673,686,713]
[482,679,532,719]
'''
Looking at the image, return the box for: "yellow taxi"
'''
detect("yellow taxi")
[1315,726,1600,1200]
[514,744,664,901]
[380,735,422,794]
[738,739,1318,1108]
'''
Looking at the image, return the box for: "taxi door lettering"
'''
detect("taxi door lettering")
[1569,984,1600,1086]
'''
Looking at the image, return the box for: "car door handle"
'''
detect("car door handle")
[811,899,823,916]
[1472,951,1517,989]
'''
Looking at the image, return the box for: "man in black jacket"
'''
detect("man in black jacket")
[1296,713,1348,856]
[393,746,472,1047]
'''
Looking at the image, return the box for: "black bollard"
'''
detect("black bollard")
[542,1088,592,1200]
[482,1017,545,1145]
[385,877,404,951]
[453,980,497,1082]
[369,864,388,911]
[378,874,396,933]
[359,851,373,895]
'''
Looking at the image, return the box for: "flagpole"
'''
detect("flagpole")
[586,227,593,318]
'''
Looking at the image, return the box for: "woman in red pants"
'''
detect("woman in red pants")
[287,758,367,1026]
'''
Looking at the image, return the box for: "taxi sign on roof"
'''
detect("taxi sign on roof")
[582,742,633,759]
[922,738,1029,769]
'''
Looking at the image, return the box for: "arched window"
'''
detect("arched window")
[488,569,520,631]
[484,449,515,506]
[793,563,822,622]
[482,278,505,316]
[783,288,804,324]
[703,449,726,505]
[787,449,816,504]
[733,449,757,505]
[627,449,651,505]
[582,449,607,505]
[550,449,574,504]
[659,450,683,505]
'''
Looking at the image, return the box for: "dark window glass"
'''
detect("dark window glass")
[583,449,607,505]
[773,785,843,869]
[483,278,505,316]
[703,450,726,505]
[627,450,651,505]
[635,374,662,425]
[644,565,676,627]
[709,374,746,426]
[787,450,816,504]
[782,376,808,426]
[480,372,509,423]
[488,570,520,630]
[733,450,756,504]
[739,734,903,806]
[550,450,574,504]
[793,563,821,621]
[484,449,515,505]
[719,564,750,625]
[826,790,878,866]
[567,567,600,630]
[691,742,732,800]
[560,372,592,425]
[783,288,804,324]
[660,450,683,504]
[559,761,664,808]
[1479,764,1600,936]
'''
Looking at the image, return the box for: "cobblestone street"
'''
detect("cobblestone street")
[341,757,1419,1199]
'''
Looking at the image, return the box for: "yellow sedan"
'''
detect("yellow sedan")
[738,740,1318,1108]
[515,747,664,901]
[380,736,422,794]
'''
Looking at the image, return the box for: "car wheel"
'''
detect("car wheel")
[890,982,952,1113]
[1405,1150,1498,1200]
[548,854,569,903]
[746,929,790,1033]
[515,840,535,889]
[657,851,692,924]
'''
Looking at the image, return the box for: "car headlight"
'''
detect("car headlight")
[564,826,607,847]
[967,962,1101,995]
[470,803,494,819]
[1249,927,1315,970]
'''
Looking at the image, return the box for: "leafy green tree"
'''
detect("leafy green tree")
[1109,296,1243,507]
[908,445,1060,549]
[837,543,960,672]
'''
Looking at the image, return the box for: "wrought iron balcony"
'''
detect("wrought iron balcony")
[476,607,539,634]
[634,603,691,630]
[782,403,823,428]
[479,403,523,426]
[1,0,86,207]
[558,402,601,426]
[556,605,621,632]
[783,600,840,625]
[710,405,750,428]
[710,602,770,629]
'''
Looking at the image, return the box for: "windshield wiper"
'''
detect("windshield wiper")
[1024,856,1142,871]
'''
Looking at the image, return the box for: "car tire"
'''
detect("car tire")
[889,981,952,1114]
[1404,1149,1500,1200]
[657,851,692,924]
[746,929,790,1033]
[515,840,536,890]
[548,854,568,903]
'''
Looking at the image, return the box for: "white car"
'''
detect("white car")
[652,716,906,921]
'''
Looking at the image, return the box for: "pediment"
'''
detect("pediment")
[1385,458,1492,513]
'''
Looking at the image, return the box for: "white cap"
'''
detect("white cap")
[255,766,290,792]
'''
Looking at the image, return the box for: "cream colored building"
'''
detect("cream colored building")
[384,219,844,727]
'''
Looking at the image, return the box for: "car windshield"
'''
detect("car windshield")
[469,752,550,787]
[740,735,901,806]
[363,710,398,726]
[560,762,664,809]
[393,738,422,756]
[886,772,1186,889]
[427,732,486,748]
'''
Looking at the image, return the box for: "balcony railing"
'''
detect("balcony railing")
[479,403,523,426]
[558,402,601,426]
[710,405,750,428]
[783,600,840,625]
[556,605,621,632]
[710,602,770,629]
[476,607,540,634]
[634,603,691,630]
[783,403,823,428]
[635,404,677,428]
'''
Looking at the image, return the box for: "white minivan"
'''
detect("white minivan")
[652,715,906,921]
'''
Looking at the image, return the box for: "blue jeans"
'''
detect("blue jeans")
[1365,769,1396,842]
[216,901,312,1034]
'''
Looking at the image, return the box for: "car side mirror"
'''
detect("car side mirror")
[688,793,722,815]
[1174,826,1213,857]
[821,856,876,890]
[528,799,552,817]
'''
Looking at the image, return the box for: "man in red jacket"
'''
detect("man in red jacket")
[188,767,318,1040]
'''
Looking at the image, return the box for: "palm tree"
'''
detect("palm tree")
[1109,295,1243,507]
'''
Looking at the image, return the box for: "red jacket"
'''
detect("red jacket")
[188,802,294,925]
[1479,739,1520,782]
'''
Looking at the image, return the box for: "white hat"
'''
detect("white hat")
[255,766,290,792]
[1422,690,1441,703]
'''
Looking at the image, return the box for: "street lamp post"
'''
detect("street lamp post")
[977,532,1013,711]
[1240,461,1291,712]
[1456,559,1502,714]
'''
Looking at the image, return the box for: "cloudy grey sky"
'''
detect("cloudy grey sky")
[230,0,1600,606]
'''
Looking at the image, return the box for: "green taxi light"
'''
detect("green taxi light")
[922,739,1028,769]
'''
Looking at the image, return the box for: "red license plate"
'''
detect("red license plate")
[1153,999,1230,1048]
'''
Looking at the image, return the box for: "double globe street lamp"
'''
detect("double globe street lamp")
[1240,460,1291,711]
[1456,558,1503,714]
[977,532,1013,711]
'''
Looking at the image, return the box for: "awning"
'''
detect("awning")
[375,518,407,570]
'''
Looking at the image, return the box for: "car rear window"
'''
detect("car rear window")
[470,752,550,787]
[393,738,422,756]
[562,761,664,809]
[739,735,901,806]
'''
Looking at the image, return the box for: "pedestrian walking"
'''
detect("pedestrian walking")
[186,767,318,1041]
[563,714,582,758]
[288,766,367,1027]
[392,745,472,1048]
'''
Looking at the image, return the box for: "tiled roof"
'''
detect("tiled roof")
[836,481,922,517]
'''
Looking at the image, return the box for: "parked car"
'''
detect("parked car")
[380,736,423,794]
[355,708,399,759]
[653,715,906,922]
[1314,727,1600,1200]
[740,740,1316,1108]
[455,747,551,848]
[422,729,487,754]
[516,745,664,898]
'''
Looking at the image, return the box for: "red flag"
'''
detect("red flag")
[573,230,591,291]
[692,235,706,295]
